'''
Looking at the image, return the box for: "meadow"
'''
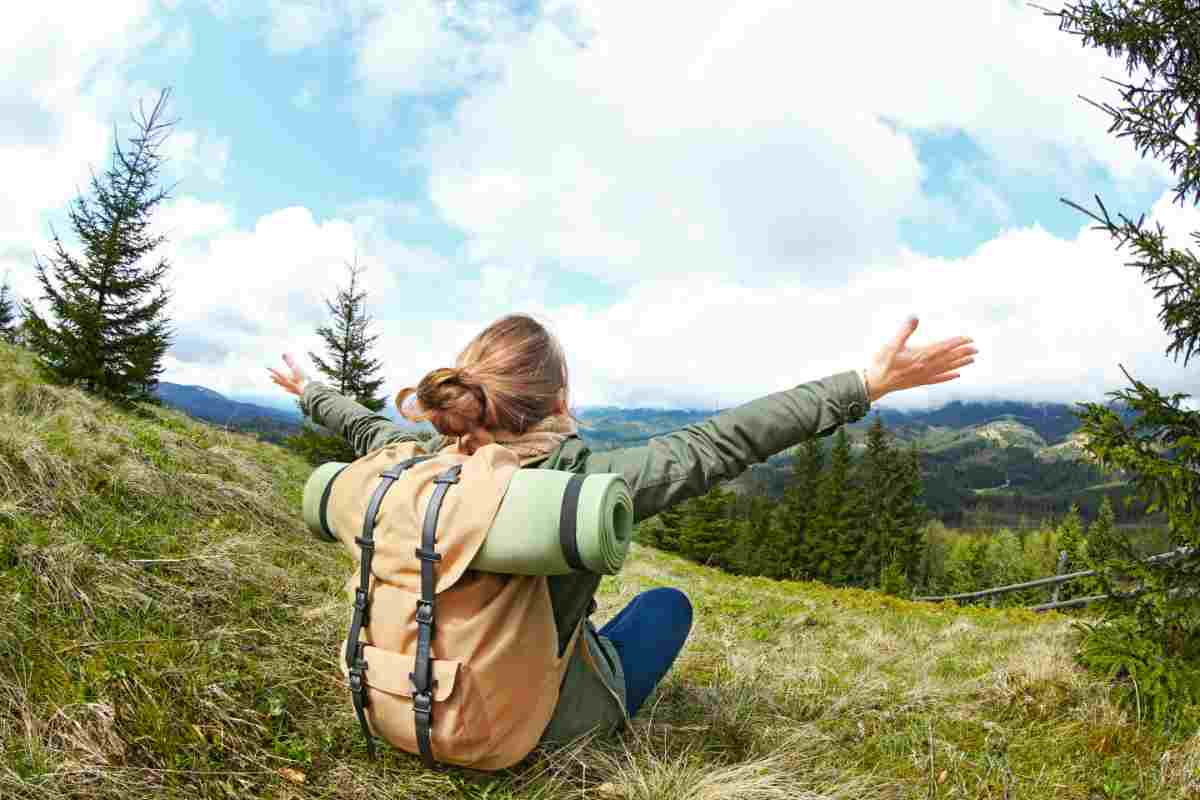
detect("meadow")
[0,341,1195,799]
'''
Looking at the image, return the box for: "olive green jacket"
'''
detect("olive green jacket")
[299,370,871,746]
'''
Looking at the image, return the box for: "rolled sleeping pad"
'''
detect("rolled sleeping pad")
[301,463,634,576]
[302,461,350,542]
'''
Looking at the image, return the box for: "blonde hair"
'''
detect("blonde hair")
[397,314,575,454]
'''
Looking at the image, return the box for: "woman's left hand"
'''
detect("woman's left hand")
[865,316,977,402]
[268,353,310,397]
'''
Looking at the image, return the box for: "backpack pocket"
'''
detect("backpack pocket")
[355,645,494,766]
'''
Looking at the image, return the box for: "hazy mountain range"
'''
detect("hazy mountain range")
[154,382,1156,525]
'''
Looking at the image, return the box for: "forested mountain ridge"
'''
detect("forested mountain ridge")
[169,385,1151,524]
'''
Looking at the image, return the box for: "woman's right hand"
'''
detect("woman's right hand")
[268,353,310,397]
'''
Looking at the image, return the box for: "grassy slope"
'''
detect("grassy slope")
[1,342,1197,800]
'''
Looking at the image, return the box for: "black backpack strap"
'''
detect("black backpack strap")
[410,463,462,769]
[346,454,433,760]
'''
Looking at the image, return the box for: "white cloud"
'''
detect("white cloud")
[385,0,1174,292]
[0,2,187,324]
[358,189,1198,413]
[266,0,341,53]
[161,128,232,185]
[173,190,1196,415]
[243,2,1179,290]
[141,199,461,395]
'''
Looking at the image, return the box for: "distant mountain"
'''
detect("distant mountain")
[154,383,303,433]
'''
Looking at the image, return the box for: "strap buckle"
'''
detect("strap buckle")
[415,600,434,626]
[415,547,442,563]
[354,588,369,612]
[412,690,433,714]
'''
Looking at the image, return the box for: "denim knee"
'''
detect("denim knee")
[643,587,693,630]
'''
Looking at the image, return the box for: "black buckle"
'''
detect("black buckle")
[354,588,369,611]
[415,547,442,563]
[415,600,434,626]
[412,690,432,714]
[349,668,365,694]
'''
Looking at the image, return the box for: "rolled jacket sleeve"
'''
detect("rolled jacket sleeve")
[584,370,871,522]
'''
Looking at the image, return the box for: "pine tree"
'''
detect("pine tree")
[1035,0,1200,733]
[1080,494,1132,597]
[727,493,777,576]
[891,441,932,583]
[841,445,870,586]
[309,256,387,411]
[747,492,788,579]
[649,503,686,552]
[810,426,854,583]
[21,89,175,405]
[0,280,16,345]
[676,487,736,568]
[1056,503,1087,602]
[783,437,825,579]
[859,413,899,585]
[287,257,390,465]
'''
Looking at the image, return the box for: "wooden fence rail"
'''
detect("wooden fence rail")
[912,545,1195,611]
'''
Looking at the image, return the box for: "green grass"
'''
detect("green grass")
[1,341,1198,799]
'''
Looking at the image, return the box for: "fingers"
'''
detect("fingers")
[947,355,975,370]
[923,336,974,360]
[888,316,919,358]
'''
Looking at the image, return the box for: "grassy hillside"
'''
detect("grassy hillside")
[1,342,1197,799]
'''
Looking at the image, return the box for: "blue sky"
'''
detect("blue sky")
[4,1,1198,414]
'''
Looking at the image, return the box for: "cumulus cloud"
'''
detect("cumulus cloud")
[161,128,232,185]
[373,0,1170,294]
[145,187,1198,415]
[0,1,190,328]
[236,1,1180,296]
[265,0,341,52]
[346,189,1198,414]
[140,197,475,396]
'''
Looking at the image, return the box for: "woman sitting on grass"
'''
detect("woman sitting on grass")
[269,312,976,750]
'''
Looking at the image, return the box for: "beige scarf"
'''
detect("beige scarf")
[439,414,579,464]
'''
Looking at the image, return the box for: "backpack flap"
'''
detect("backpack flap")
[341,645,493,765]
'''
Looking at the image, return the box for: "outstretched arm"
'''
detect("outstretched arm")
[269,354,445,458]
[585,370,870,523]
[584,316,977,523]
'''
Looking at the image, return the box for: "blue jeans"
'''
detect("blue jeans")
[597,587,693,717]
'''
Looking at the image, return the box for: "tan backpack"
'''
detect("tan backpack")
[322,438,584,771]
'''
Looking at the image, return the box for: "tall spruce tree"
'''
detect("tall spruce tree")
[0,280,16,345]
[1034,0,1200,733]
[676,487,737,568]
[783,437,826,579]
[286,257,390,466]
[21,89,175,404]
[652,503,686,553]
[810,426,854,583]
[309,256,387,411]
[859,413,900,585]
[890,441,932,583]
